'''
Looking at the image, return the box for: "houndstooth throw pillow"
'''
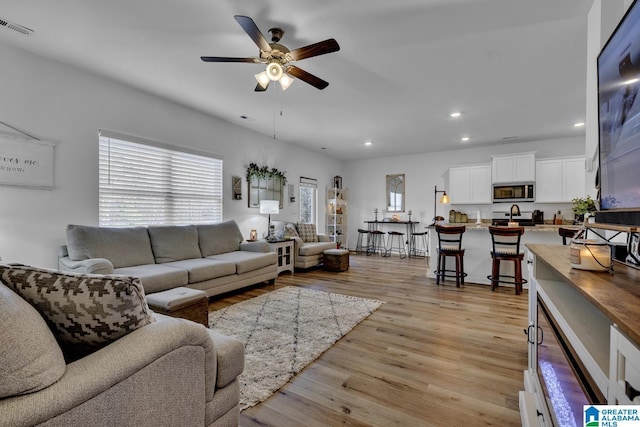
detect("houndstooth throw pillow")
[296,223,318,242]
[0,264,155,360]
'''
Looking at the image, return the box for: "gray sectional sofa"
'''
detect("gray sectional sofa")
[58,220,278,297]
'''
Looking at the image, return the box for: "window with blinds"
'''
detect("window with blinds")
[98,131,223,226]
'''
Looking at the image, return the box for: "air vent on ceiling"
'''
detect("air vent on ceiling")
[0,18,34,36]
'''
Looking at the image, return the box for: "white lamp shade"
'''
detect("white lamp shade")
[260,199,280,214]
[279,73,294,90]
[255,71,270,89]
[266,63,283,81]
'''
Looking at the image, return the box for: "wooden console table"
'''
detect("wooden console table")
[520,244,640,426]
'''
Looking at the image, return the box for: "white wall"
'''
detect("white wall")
[343,137,585,249]
[0,43,343,267]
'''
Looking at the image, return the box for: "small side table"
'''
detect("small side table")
[323,249,350,272]
[267,239,295,275]
[146,287,209,327]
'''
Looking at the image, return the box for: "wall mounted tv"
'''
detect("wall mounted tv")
[598,0,640,219]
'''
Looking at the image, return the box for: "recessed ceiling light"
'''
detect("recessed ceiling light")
[450,112,461,118]
[461,137,470,142]
[574,122,585,127]
[364,141,372,146]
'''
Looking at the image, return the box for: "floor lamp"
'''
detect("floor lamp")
[433,185,450,224]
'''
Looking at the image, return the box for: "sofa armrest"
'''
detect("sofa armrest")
[240,240,270,252]
[318,234,331,242]
[58,256,114,275]
[0,316,216,427]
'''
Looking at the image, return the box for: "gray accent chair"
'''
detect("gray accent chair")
[0,280,244,427]
[271,221,336,269]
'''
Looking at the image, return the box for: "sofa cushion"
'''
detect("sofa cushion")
[197,221,244,256]
[296,223,318,242]
[162,258,237,283]
[298,241,336,256]
[0,281,66,398]
[0,264,155,361]
[208,251,277,275]
[66,224,155,269]
[148,225,202,263]
[284,223,299,239]
[114,264,190,294]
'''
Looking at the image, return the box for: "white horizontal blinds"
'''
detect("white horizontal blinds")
[300,177,317,188]
[99,133,223,226]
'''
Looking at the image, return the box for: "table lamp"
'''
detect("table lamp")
[260,199,280,241]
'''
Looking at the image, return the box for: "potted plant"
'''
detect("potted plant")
[571,196,597,222]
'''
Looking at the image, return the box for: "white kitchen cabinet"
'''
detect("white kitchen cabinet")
[448,163,492,204]
[535,156,585,202]
[492,152,535,183]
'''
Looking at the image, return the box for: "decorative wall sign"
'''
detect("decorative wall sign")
[0,133,55,189]
[232,176,242,200]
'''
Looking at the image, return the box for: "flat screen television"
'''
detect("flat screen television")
[597,0,640,215]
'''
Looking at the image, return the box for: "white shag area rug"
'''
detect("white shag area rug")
[208,286,384,410]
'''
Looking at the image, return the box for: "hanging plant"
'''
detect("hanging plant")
[246,162,287,185]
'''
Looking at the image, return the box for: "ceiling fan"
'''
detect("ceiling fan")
[201,15,340,91]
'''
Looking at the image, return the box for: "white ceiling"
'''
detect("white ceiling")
[0,0,592,160]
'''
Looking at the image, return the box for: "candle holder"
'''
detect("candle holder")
[249,229,258,241]
[408,210,412,222]
[374,208,378,221]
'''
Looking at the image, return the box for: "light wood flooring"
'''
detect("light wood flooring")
[208,253,529,427]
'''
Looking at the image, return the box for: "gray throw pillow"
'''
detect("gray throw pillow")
[0,281,66,398]
[0,264,155,361]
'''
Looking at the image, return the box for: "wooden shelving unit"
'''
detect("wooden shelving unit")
[327,187,348,249]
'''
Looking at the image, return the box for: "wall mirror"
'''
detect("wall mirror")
[248,176,283,208]
[386,174,405,212]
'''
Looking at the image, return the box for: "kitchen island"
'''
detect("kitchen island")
[426,223,577,288]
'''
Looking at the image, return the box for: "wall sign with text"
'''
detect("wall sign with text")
[0,134,55,189]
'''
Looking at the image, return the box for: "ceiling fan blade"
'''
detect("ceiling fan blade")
[234,15,272,52]
[289,38,340,61]
[286,65,329,90]
[200,56,258,63]
[255,82,269,92]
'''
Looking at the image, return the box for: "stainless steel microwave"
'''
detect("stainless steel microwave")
[492,183,535,202]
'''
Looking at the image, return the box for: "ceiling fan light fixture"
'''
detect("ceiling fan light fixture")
[266,62,283,81]
[255,71,270,89]
[279,73,294,90]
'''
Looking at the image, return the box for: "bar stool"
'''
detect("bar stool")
[383,231,406,258]
[355,228,370,254]
[409,230,428,258]
[558,227,578,245]
[367,230,386,255]
[434,225,467,287]
[487,226,527,295]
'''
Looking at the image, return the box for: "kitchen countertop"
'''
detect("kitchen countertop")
[428,223,580,232]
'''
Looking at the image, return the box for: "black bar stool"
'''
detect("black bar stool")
[355,228,370,254]
[487,226,527,295]
[367,230,386,255]
[383,231,406,258]
[409,231,428,258]
[434,225,467,287]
